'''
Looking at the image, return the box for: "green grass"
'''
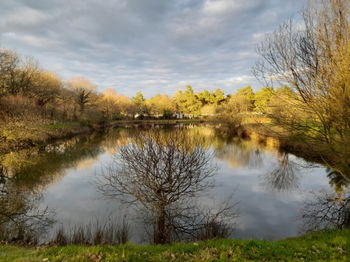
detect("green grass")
[1,230,349,261]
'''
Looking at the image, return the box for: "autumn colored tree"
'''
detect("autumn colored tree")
[97,89,121,120]
[145,94,175,118]
[30,71,62,107]
[67,77,97,115]
[253,0,350,176]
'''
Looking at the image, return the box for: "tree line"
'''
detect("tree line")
[0,48,293,124]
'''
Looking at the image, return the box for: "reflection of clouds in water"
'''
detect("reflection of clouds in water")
[212,150,331,240]
[20,125,334,242]
[214,150,273,177]
[45,150,182,243]
[259,153,329,193]
[234,198,301,240]
[230,183,305,239]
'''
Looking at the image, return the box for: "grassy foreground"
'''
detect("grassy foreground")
[0,230,349,262]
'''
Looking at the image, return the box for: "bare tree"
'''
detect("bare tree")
[98,130,234,244]
[253,0,350,176]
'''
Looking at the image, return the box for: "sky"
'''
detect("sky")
[0,0,306,97]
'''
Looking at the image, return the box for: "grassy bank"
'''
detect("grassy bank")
[0,119,203,155]
[0,120,104,155]
[0,230,348,262]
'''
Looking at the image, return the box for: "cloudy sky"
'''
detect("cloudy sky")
[0,0,306,97]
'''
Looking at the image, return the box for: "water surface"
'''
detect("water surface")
[0,124,339,243]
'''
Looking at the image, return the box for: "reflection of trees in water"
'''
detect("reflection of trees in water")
[0,131,122,243]
[111,125,272,170]
[263,153,300,192]
[215,143,262,168]
[301,188,350,232]
[0,126,241,244]
[101,127,132,154]
[0,133,106,190]
[326,168,350,195]
[2,124,347,243]
[262,152,350,193]
[98,130,238,244]
[0,167,54,244]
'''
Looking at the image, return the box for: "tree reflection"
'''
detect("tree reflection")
[215,143,263,168]
[326,168,350,194]
[98,130,238,244]
[263,153,300,191]
[301,188,350,232]
[0,165,54,244]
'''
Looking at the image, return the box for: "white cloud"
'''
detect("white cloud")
[3,32,61,48]
[202,0,241,15]
[2,7,48,28]
[0,0,307,96]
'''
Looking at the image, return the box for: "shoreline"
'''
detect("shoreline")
[0,118,334,169]
[0,119,203,155]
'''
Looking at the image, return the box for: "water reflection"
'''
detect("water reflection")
[215,143,263,168]
[0,133,110,243]
[327,168,350,195]
[0,124,348,243]
[262,153,300,192]
[0,165,53,244]
[301,187,350,231]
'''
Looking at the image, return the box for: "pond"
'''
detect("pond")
[0,124,347,244]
